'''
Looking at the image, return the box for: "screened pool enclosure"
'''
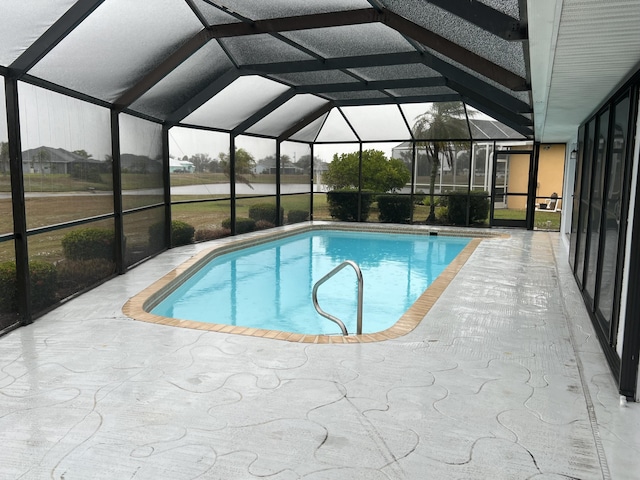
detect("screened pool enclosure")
[0,1,535,331]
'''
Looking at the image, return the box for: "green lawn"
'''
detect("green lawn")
[493,208,561,230]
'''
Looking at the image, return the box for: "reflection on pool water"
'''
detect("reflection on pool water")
[151,230,470,335]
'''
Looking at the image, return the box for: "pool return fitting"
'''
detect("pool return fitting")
[312,260,363,336]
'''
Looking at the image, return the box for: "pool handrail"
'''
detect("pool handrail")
[312,260,363,336]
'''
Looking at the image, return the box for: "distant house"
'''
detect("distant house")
[253,156,303,175]
[21,146,106,174]
[169,158,195,173]
[120,153,162,174]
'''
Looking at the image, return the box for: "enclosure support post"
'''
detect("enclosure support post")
[111,110,125,274]
[5,75,31,323]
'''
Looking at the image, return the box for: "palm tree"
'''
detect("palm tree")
[412,102,470,222]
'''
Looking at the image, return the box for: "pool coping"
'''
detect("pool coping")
[123,222,502,343]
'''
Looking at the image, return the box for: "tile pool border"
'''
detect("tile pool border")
[123,222,501,343]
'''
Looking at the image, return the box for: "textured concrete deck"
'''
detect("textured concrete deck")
[1,228,639,479]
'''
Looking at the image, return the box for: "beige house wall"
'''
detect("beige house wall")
[504,145,566,210]
[506,153,531,209]
[536,144,566,209]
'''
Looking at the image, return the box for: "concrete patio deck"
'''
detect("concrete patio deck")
[1,227,639,479]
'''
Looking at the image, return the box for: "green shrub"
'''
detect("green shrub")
[435,206,448,223]
[446,191,490,225]
[287,210,309,223]
[255,220,275,230]
[61,228,115,261]
[326,190,374,221]
[194,228,232,242]
[148,221,166,249]
[29,261,58,311]
[0,260,57,313]
[149,220,195,248]
[0,262,16,312]
[56,258,116,297]
[248,203,284,224]
[170,220,195,246]
[377,194,413,224]
[221,217,256,234]
[413,191,426,205]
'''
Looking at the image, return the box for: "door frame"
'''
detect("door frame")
[490,149,537,229]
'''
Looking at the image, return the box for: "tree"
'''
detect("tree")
[33,147,51,174]
[218,148,256,188]
[71,149,103,182]
[189,153,212,173]
[295,154,311,174]
[73,149,92,159]
[412,102,470,222]
[323,149,410,193]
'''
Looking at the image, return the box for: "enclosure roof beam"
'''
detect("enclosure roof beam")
[243,51,426,74]
[295,77,446,94]
[333,94,461,107]
[451,79,532,125]
[9,0,105,76]
[426,0,527,41]
[116,5,528,112]
[114,29,213,110]
[381,10,528,92]
[231,90,297,135]
[461,92,534,138]
[277,102,334,142]
[165,69,243,125]
[432,63,532,114]
[208,8,379,38]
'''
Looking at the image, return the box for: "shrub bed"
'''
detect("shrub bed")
[221,217,256,234]
[194,227,232,242]
[255,220,275,230]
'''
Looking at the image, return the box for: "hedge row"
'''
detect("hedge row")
[0,261,58,313]
[326,190,489,225]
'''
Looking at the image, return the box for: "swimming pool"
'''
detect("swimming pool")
[148,228,472,336]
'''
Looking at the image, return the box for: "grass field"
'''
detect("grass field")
[0,192,561,265]
[0,172,309,193]
[493,208,562,230]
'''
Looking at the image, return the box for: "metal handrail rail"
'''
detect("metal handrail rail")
[312,260,363,336]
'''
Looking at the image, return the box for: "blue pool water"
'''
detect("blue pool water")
[151,230,470,335]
